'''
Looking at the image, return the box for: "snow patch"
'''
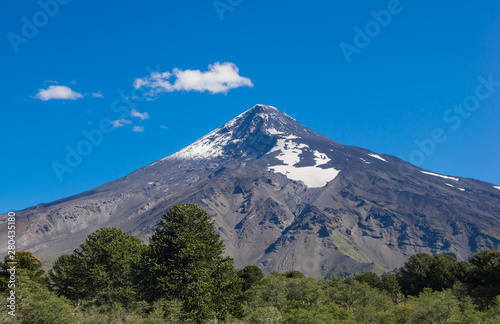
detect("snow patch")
[168,106,259,159]
[368,153,387,162]
[171,126,233,159]
[267,127,284,135]
[421,171,459,181]
[267,137,340,188]
[494,186,500,190]
[446,183,466,191]
[313,150,330,166]
[360,158,371,164]
[269,165,340,188]
[268,138,308,165]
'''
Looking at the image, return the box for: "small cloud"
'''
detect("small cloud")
[160,125,169,129]
[111,119,132,128]
[44,80,59,84]
[131,108,149,120]
[133,62,253,98]
[92,91,104,98]
[132,126,144,132]
[70,80,77,85]
[34,85,84,101]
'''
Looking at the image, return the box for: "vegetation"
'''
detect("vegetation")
[1,204,500,323]
[48,227,145,305]
[133,204,243,321]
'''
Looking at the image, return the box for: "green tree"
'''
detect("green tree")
[238,265,264,291]
[427,254,459,291]
[327,278,393,319]
[380,274,402,304]
[3,251,43,272]
[134,204,242,322]
[467,250,500,287]
[454,260,475,283]
[397,253,478,297]
[327,278,369,311]
[396,253,433,296]
[244,271,287,311]
[407,289,462,324]
[466,250,500,308]
[283,270,306,279]
[284,304,351,324]
[245,306,283,324]
[283,277,323,310]
[349,271,382,289]
[1,251,46,290]
[49,227,144,305]
[0,270,74,324]
[245,273,353,323]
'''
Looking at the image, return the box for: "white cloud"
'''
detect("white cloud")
[160,125,169,129]
[92,91,104,98]
[133,62,253,97]
[34,85,84,101]
[111,119,132,128]
[132,126,144,132]
[131,108,149,120]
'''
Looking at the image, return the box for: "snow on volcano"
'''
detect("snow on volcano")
[267,134,340,188]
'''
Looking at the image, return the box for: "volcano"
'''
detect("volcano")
[2,104,500,277]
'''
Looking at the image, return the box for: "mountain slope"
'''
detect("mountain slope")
[2,104,500,277]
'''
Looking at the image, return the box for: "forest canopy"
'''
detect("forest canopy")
[1,204,500,323]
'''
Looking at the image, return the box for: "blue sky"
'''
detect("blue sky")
[1,0,500,212]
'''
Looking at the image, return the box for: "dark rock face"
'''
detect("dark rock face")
[2,104,500,277]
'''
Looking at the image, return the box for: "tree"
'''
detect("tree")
[284,304,351,324]
[1,251,45,290]
[134,203,242,322]
[426,254,460,291]
[398,253,488,298]
[284,277,323,309]
[380,274,402,303]
[349,271,382,290]
[245,271,287,311]
[3,251,42,272]
[283,270,306,279]
[406,289,462,323]
[238,265,264,291]
[467,250,500,287]
[397,253,433,296]
[466,250,500,307]
[49,227,144,305]
[245,306,283,324]
[0,267,74,323]
[49,254,82,299]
